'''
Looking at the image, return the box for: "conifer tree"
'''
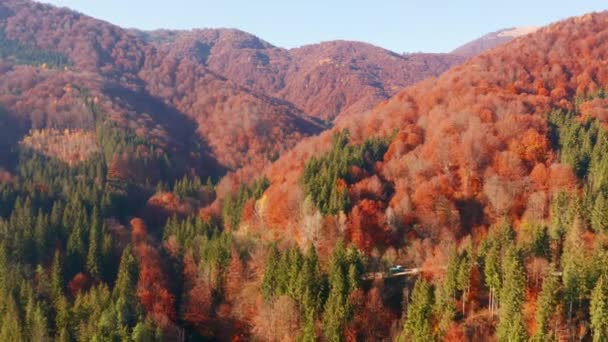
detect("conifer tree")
[402,279,434,342]
[0,295,24,342]
[497,247,527,342]
[533,264,559,341]
[50,250,63,302]
[591,275,608,342]
[591,194,608,232]
[113,245,140,327]
[262,244,280,301]
[86,206,102,277]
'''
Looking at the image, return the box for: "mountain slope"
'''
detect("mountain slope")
[0,0,325,176]
[143,28,465,121]
[451,26,539,57]
[252,12,607,249]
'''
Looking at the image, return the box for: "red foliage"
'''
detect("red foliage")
[67,273,90,295]
[130,218,148,244]
[259,11,608,249]
[131,222,177,327]
[348,199,388,251]
[152,29,464,121]
[136,244,177,325]
[346,287,396,341]
[224,249,245,304]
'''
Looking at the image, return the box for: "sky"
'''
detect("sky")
[42,0,607,53]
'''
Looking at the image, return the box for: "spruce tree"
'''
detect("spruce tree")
[402,279,435,342]
[496,247,527,342]
[533,264,559,341]
[50,250,63,302]
[591,194,608,232]
[113,245,140,327]
[261,245,280,301]
[86,207,102,277]
[591,276,608,342]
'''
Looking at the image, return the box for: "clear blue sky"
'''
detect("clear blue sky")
[42,0,606,53]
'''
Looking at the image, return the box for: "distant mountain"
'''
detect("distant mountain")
[451,26,538,57]
[137,28,465,121]
[0,0,325,178]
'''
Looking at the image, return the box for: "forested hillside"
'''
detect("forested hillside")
[139,28,465,121]
[2,0,608,341]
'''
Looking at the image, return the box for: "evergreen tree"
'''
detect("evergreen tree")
[591,194,608,232]
[86,207,102,277]
[261,245,280,301]
[434,277,456,336]
[561,218,588,321]
[483,243,501,315]
[402,279,435,342]
[50,250,63,302]
[591,276,608,342]
[113,245,140,327]
[132,318,160,342]
[29,304,49,342]
[322,269,349,342]
[496,247,527,342]
[533,264,559,341]
[0,295,24,342]
[298,308,317,342]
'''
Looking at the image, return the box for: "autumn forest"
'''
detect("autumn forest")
[1,0,608,341]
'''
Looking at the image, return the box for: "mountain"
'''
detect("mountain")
[451,26,539,57]
[245,12,608,337]
[4,0,608,340]
[259,12,607,247]
[0,0,325,179]
[136,28,465,121]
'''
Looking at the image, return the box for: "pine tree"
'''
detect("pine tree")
[33,210,49,262]
[54,294,70,340]
[402,279,434,342]
[298,245,324,314]
[533,264,559,341]
[434,277,456,336]
[323,269,349,342]
[262,245,280,301]
[483,243,501,315]
[456,244,473,315]
[298,308,317,342]
[591,194,608,232]
[86,207,102,278]
[496,247,527,342]
[591,276,608,342]
[29,304,49,342]
[131,318,160,342]
[113,245,140,327]
[50,250,63,302]
[0,295,24,342]
[561,217,588,321]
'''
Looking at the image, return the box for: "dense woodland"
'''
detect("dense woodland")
[2,0,608,341]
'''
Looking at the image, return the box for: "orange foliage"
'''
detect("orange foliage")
[509,129,551,164]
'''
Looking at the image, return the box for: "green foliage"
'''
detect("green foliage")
[222,176,270,229]
[173,175,205,198]
[496,247,527,342]
[402,279,435,342]
[0,28,72,68]
[533,264,560,341]
[322,241,363,342]
[260,241,362,341]
[302,131,389,215]
[591,275,608,342]
[163,215,218,251]
[113,246,142,328]
[591,193,608,232]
